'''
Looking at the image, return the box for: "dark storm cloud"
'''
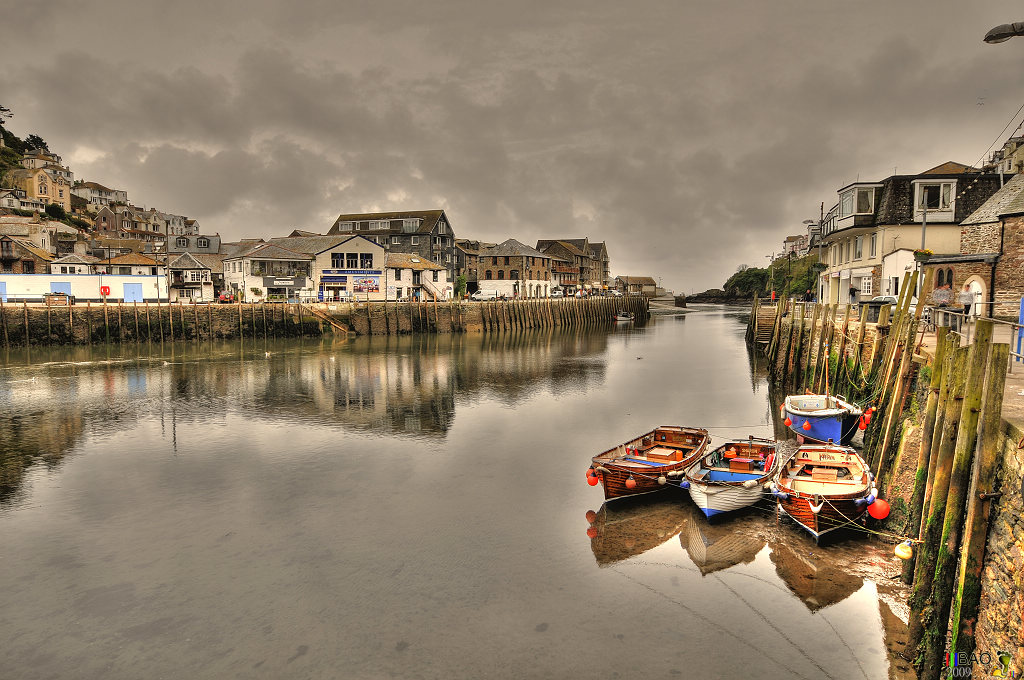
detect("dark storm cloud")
[2,1,1023,291]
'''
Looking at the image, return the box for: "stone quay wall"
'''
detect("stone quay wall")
[0,296,650,346]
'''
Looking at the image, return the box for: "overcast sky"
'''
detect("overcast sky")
[3,1,1023,292]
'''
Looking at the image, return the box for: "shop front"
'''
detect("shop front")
[317,269,383,301]
[263,275,307,302]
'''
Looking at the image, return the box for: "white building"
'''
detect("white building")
[385,252,453,301]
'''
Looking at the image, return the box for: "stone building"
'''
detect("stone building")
[536,237,611,291]
[0,235,54,274]
[477,239,553,298]
[924,173,1024,319]
[326,210,457,281]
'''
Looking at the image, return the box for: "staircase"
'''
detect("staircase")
[419,275,445,301]
[299,304,349,334]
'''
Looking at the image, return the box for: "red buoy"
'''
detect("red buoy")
[784,417,793,427]
[802,420,812,431]
[867,499,890,520]
[586,527,598,538]
[587,475,600,486]
[858,417,867,431]
[779,403,785,412]
[585,510,598,523]
[625,477,637,490]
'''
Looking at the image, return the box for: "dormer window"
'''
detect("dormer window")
[177,237,188,247]
[839,187,874,218]
[197,238,209,248]
[918,182,952,210]
[402,219,420,233]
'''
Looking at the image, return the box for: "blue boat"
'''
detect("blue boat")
[783,394,863,445]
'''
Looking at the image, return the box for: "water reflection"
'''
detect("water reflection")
[586,495,691,567]
[679,503,768,575]
[0,330,609,507]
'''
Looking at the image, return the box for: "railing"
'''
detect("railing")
[924,302,1024,373]
[419,275,445,301]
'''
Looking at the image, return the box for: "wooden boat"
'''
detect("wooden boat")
[683,437,777,518]
[589,426,710,501]
[612,311,634,322]
[782,394,863,445]
[773,443,873,542]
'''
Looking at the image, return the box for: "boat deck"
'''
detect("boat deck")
[786,478,866,494]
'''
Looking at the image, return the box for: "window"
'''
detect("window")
[432,271,439,282]
[445,253,451,263]
[339,222,353,232]
[411,236,419,245]
[197,238,209,248]
[392,236,401,244]
[59,189,64,198]
[860,276,873,296]
[854,236,863,260]
[831,246,836,265]
[397,287,403,298]
[60,266,67,274]
[189,271,203,283]
[855,188,873,214]
[346,253,359,269]
[438,221,447,234]
[845,241,851,262]
[839,190,853,218]
[510,270,519,280]
[869,233,877,258]
[412,271,421,285]
[23,261,35,274]
[492,256,498,265]
[331,253,344,268]
[937,268,946,287]
[360,253,373,269]
[918,182,953,210]
[485,270,492,280]
[504,257,510,265]
[177,237,188,247]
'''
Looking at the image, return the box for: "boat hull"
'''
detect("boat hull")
[774,443,871,542]
[591,426,710,502]
[688,480,766,518]
[783,395,863,445]
[777,496,866,540]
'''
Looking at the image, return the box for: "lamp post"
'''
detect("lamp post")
[984,22,1024,43]
[765,252,776,301]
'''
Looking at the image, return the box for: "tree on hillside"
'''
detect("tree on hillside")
[0,105,11,128]
[25,134,48,152]
[722,266,769,297]
[45,203,67,220]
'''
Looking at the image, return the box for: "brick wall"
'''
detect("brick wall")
[994,217,1024,318]
[961,222,1001,254]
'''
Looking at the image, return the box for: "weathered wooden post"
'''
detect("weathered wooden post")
[134,302,140,342]
[905,345,969,666]
[86,301,93,345]
[949,342,1009,661]
[23,301,29,345]
[920,319,995,680]
[902,326,950,584]
[117,301,124,343]
[0,298,8,348]
[145,302,152,341]
[238,301,243,338]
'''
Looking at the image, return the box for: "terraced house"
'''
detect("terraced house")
[478,239,553,298]
[326,210,457,281]
[817,162,1004,304]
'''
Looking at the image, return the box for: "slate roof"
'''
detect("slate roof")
[51,254,99,265]
[327,209,445,235]
[168,252,211,270]
[229,243,311,261]
[961,174,1024,224]
[267,235,352,256]
[385,252,445,271]
[481,239,549,259]
[3,236,54,261]
[190,253,226,274]
[77,181,116,192]
[920,161,978,175]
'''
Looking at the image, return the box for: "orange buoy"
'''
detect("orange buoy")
[625,476,637,490]
[585,510,598,523]
[587,475,600,486]
[868,499,890,519]
[784,417,792,427]
[858,417,867,430]
[586,527,598,538]
[802,420,812,431]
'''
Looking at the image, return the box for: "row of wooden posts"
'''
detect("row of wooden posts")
[748,269,1013,679]
[477,295,648,332]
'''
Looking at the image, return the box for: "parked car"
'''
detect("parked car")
[609,290,623,297]
[218,292,237,303]
[550,289,564,298]
[470,289,499,301]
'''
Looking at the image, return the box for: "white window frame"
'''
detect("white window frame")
[197,238,209,248]
[860,276,873,296]
[411,236,420,245]
[391,236,401,244]
[854,236,863,260]
[839,190,853,218]
[855,188,873,214]
[869,233,877,258]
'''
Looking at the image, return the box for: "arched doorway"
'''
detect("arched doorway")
[963,275,986,319]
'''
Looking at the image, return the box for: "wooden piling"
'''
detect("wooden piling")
[905,345,969,667]
[0,298,8,348]
[919,320,995,680]
[87,301,93,344]
[117,301,123,343]
[948,342,1009,661]
[902,326,950,584]
[146,302,152,340]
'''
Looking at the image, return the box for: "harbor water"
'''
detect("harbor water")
[0,307,909,679]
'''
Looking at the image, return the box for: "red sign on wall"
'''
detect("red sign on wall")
[100,286,110,296]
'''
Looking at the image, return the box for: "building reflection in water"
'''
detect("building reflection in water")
[0,329,608,506]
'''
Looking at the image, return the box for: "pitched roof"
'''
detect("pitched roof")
[168,252,211,270]
[920,161,978,175]
[51,254,99,265]
[385,252,445,270]
[289,229,320,237]
[77,181,116,192]
[327,209,445,235]
[3,236,54,261]
[617,276,657,285]
[961,173,1024,224]
[267,235,353,256]
[108,253,160,266]
[230,242,311,261]
[481,238,550,258]
[189,253,226,273]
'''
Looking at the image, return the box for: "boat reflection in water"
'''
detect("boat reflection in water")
[585,497,691,567]
[768,536,866,612]
[677,502,767,575]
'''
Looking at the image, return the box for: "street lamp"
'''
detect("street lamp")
[984,22,1024,43]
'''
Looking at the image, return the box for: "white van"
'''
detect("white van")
[471,289,499,301]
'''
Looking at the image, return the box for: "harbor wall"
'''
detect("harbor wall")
[0,296,650,346]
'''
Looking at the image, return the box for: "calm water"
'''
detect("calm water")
[0,308,907,680]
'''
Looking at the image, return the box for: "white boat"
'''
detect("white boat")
[683,438,777,519]
[613,312,634,322]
